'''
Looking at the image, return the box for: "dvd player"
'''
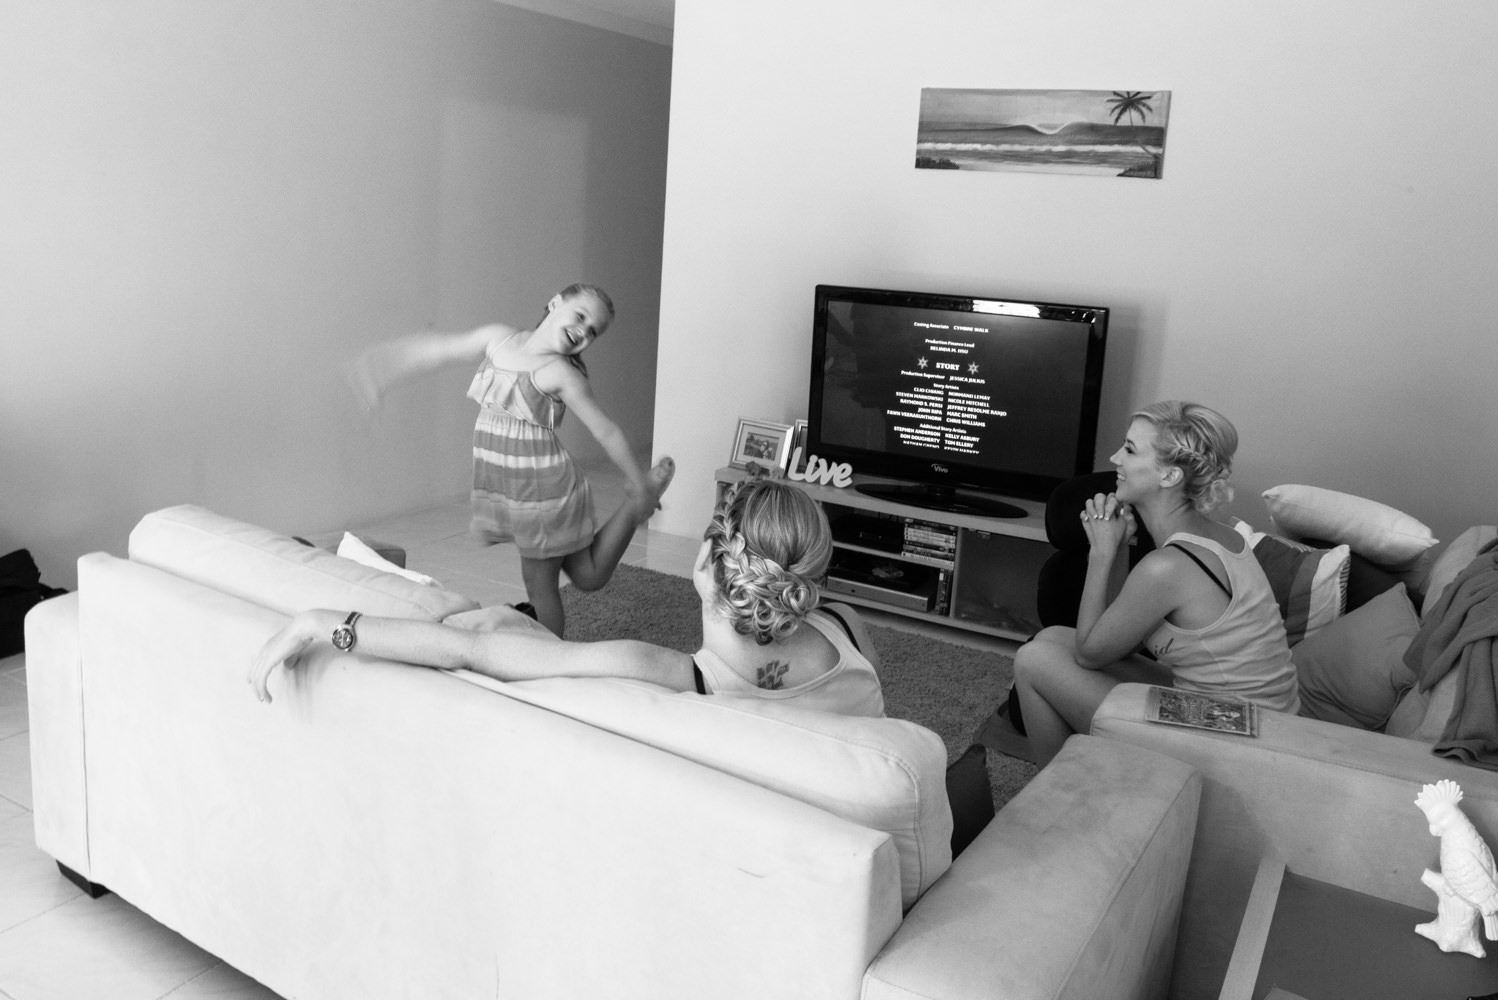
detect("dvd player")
[825,575,933,612]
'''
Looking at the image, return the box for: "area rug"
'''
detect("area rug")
[563,562,1040,808]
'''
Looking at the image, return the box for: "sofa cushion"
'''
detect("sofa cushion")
[1344,552,1406,613]
[445,668,952,910]
[1421,527,1498,621]
[128,505,478,620]
[1385,664,1462,742]
[1234,520,1348,646]
[1293,583,1420,730]
[1263,484,1438,576]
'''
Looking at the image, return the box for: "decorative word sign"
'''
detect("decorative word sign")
[787,448,853,488]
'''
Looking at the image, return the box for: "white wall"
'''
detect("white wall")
[654,0,1498,546]
[0,0,671,588]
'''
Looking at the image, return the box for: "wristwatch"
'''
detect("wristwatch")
[331,611,362,652]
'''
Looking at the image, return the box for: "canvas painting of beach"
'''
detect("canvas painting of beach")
[916,88,1171,179]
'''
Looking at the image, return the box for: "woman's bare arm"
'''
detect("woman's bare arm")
[1073,552,1187,669]
[248,609,695,702]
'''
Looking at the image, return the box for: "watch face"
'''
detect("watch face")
[332,626,354,652]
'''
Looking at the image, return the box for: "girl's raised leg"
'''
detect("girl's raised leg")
[561,458,675,595]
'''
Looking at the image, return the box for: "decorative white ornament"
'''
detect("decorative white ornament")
[1414,779,1498,958]
[787,448,852,488]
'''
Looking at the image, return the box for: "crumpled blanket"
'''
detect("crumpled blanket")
[1406,540,1498,768]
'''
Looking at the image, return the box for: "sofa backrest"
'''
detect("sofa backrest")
[128,505,478,620]
[445,646,953,910]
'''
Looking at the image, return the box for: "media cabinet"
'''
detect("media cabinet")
[715,466,1053,640]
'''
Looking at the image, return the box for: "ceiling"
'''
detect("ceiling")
[496,0,675,46]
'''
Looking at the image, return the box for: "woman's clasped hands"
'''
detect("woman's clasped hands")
[1080,492,1136,552]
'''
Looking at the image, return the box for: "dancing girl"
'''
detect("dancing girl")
[349,283,673,637]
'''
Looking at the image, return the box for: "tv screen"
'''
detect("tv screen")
[808,284,1108,517]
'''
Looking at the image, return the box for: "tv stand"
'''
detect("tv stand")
[854,483,1028,519]
[716,467,1050,640]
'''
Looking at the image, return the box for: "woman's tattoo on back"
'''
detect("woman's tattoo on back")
[757,660,789,690]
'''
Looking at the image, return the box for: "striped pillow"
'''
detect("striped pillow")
[1234,520,1350,645]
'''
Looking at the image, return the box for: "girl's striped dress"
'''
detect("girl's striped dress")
[466,346,595,559]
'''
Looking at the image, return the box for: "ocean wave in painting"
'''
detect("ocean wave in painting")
[919,141,1163,155]
[915,121,1166,176]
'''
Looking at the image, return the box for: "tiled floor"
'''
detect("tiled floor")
[0,463,1017,999]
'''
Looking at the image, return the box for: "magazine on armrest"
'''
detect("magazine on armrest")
[1145,686,1258,737]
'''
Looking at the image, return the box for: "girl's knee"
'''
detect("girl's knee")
[567,571,607,593]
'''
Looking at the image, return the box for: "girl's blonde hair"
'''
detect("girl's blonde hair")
[557,282,614,325]
[1132,400,1239,513]
[703,477,833,645]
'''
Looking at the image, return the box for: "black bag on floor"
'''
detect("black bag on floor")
[945,742,996,858]
[0,548,67,658]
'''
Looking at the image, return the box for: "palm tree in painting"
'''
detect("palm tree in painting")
[1105,91,1161,178]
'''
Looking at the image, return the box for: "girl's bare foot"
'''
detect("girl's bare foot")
[630,457,675,520]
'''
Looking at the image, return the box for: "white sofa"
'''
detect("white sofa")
[25,505,1202,1000]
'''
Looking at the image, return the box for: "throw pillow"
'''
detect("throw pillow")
[1344,552,1405,614]
[1262,484,1438,571]
[1293,582,1420,730]
[337,532,442,588]
[1233,520,1349,645]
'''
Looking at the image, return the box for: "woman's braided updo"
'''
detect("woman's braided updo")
[703,477,833,645]
[1132,400,1239,513]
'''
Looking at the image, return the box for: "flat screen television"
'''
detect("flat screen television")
[807,283,1108,518]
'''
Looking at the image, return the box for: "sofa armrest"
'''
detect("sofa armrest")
[23,589,88,876]
[862,735,1200,1000]
[1092,682,1498,1000]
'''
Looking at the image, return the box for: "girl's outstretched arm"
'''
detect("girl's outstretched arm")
[248,609,696,703]
[346,324,510,410]
[535,360,650,496]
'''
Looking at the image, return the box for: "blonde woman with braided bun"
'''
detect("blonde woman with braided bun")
[250,477,885,717]
[1011,401,1298,764]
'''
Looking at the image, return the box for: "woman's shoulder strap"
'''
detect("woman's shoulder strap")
[816,604,861,651]
[1165,540,1232,597]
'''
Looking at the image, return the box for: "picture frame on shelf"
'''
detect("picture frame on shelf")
[784,418,810,476]
[730,418,793,472]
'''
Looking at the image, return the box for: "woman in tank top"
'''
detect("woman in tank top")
[249,477,884,718]
[1010,401,1298,764]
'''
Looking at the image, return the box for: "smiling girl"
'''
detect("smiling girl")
[348,283,673,637]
